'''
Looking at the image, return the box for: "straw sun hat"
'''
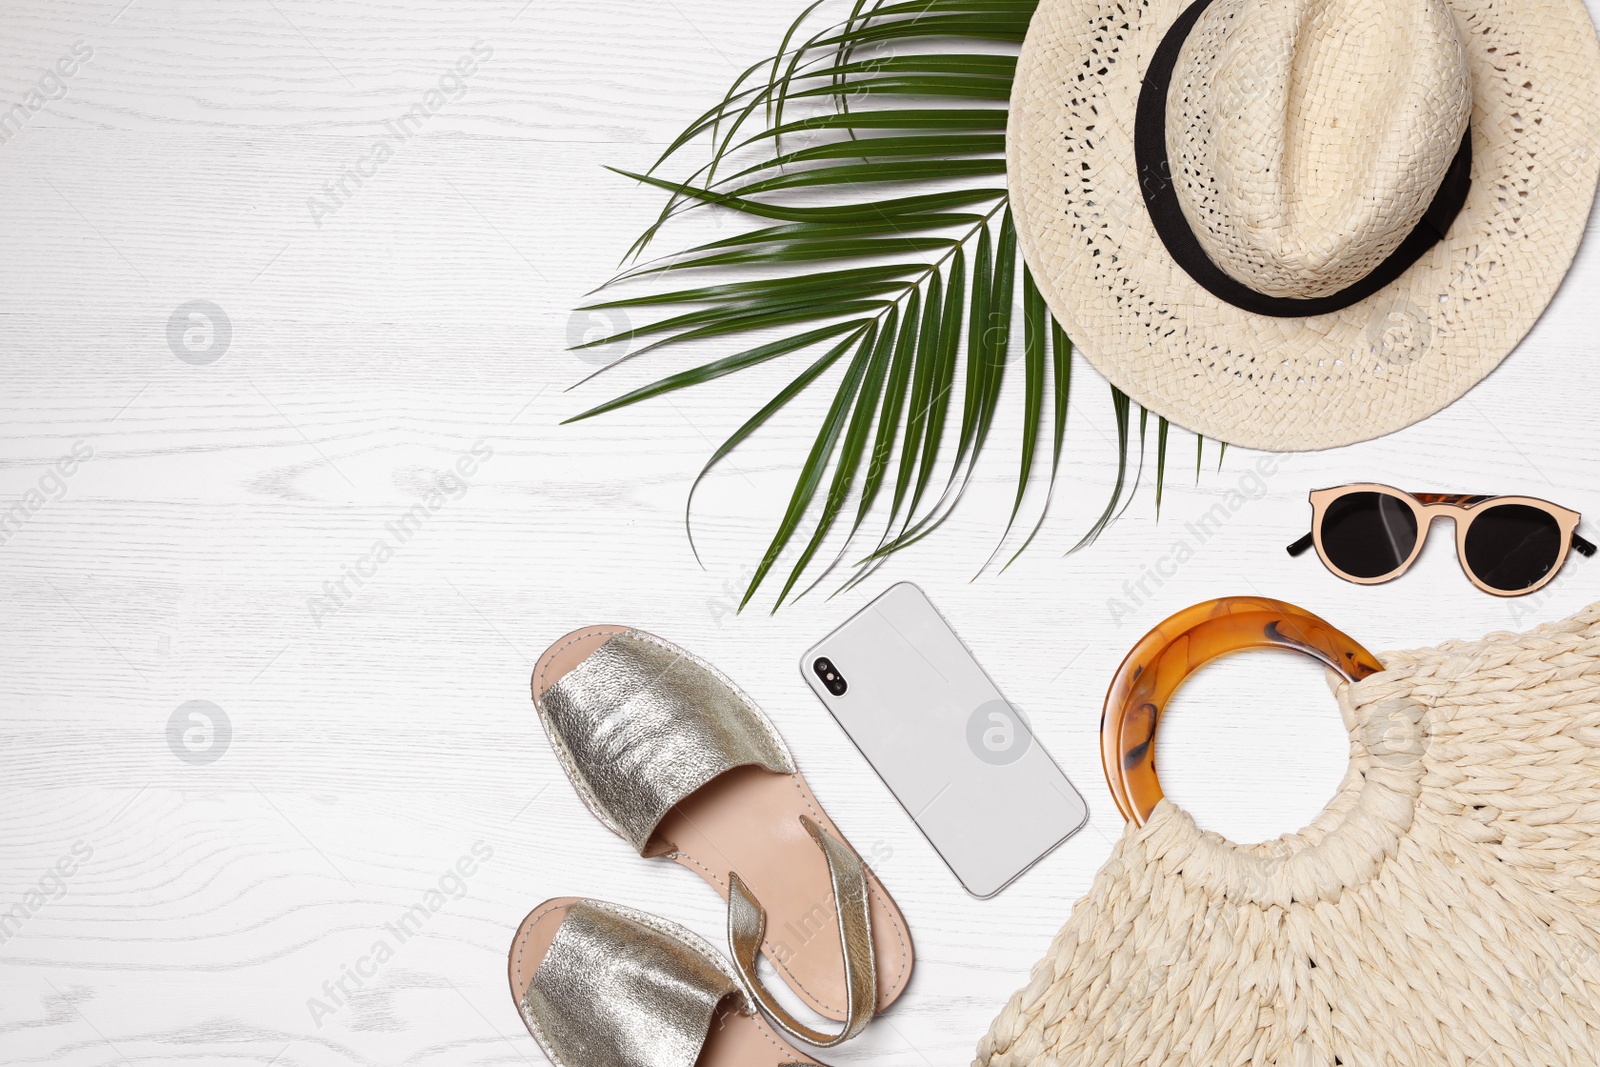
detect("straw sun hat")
[1009,0,1600,450]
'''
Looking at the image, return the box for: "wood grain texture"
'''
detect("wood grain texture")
[3,0,1600,1063]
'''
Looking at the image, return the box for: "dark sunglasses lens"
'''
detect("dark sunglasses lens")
[1319,492,1419,579]
[1463,504,1563,592]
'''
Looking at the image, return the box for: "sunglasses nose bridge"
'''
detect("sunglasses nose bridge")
[1411,510,1466,566]
[1409,497,1469,539]
[1419,509,1454,533]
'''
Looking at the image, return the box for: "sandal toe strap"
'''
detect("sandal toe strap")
[521,900,746,1067]
[539,630,795,855]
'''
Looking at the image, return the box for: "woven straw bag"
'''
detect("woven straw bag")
[976,597,1600,1066]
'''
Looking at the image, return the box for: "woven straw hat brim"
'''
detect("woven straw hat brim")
[1009,0,1600,451]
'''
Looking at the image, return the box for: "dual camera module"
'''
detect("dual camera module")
[813,656,848,696]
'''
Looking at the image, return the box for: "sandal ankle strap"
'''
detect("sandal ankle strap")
[727,816,878,1048]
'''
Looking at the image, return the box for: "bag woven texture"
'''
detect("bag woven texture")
[976,603,1600,1066]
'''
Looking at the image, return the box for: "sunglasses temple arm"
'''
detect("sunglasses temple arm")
[1573,531,1597,558]
[1286,532,1315,557]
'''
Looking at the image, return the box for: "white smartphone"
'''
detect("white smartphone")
[801,582,1087,898]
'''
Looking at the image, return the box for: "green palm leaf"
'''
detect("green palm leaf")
[774,306,900,609]
[742,324,881,610]
[1001,299,1073,569]
[572,0,1211,608]
[682,328,868,564]
[982,263,1046,573]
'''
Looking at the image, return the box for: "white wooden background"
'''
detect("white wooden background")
[2,1,1599,1064]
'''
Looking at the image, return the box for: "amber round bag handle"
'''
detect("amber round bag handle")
[1101,596,1384,825]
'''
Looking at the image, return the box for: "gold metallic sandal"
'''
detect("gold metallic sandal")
[531,627,914,1046]
[509,897,826,1067]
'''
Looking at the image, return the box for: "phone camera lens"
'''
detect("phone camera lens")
[813,657,848,696]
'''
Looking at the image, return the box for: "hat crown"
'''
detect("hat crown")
[1166,0,1472,300]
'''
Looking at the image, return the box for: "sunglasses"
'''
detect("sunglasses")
[1287,484,1596,597]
